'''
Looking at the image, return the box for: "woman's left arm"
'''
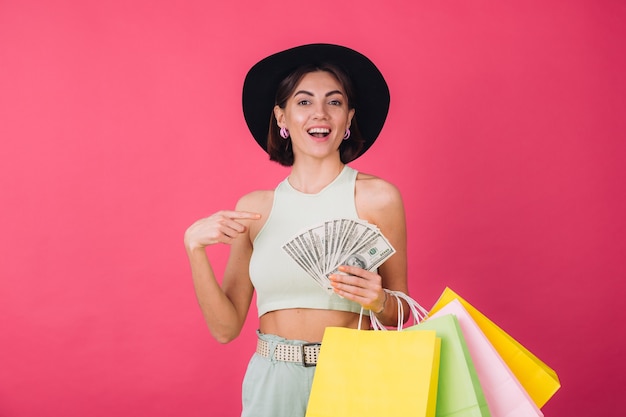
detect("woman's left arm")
[329,174,410,326]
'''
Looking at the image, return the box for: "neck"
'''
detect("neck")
[288,159,345,194]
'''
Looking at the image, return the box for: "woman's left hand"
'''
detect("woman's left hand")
[329,265,386,313]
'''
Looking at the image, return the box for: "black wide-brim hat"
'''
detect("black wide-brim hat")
[242,43,390,159]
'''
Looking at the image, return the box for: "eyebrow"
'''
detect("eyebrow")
[293,90,345,97]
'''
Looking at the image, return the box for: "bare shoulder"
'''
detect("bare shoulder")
[235,189,274,240]
[236,189,274,211]
[355,172,404,215]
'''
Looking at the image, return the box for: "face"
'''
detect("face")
[274,71,355,162]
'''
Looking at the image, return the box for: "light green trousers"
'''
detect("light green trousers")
[241,331,317,417]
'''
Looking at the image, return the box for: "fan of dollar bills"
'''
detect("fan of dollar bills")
[282,218,396,293]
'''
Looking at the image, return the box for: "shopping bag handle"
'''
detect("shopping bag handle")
[359,290,429,330]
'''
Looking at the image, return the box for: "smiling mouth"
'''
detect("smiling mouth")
[307,127,331,138]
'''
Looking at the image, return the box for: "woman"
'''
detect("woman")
[184,43,409,417]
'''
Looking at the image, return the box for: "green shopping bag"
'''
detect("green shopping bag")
[408,314,491,417]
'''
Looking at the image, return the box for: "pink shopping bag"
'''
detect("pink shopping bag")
[430,288,560,408]
[429,299,543,417]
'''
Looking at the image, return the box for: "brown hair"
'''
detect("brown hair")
[267,64,364,166]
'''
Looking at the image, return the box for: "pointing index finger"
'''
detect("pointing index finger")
[223,210,262,220]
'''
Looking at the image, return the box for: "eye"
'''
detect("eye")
[328,99,342,106]
[297,99,311,106]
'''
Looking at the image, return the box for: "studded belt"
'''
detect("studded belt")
[256,337,321,367]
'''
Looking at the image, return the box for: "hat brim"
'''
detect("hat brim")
[242,43,390,159]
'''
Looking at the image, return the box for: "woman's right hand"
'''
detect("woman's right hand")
[184,210,261,251]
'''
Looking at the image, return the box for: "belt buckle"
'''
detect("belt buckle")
[301,342,321,367]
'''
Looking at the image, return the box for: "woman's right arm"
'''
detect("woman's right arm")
[184,208,261,343]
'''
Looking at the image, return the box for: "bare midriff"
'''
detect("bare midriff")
[259,308,370,342]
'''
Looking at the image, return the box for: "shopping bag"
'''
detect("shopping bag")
[408,314,491,417]
[306,327,440,417]
[306,293,440,417]
[430,287,560,408]
[430,300,543,417]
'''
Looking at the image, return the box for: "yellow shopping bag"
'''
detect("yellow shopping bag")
[430,287,560,408]
[306,326,441,417]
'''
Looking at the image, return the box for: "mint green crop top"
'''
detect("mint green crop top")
[249,165,367,317]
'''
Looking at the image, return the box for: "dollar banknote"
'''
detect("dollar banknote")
[282,218,396,292]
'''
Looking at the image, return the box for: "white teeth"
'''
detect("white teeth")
[308,128,330,134]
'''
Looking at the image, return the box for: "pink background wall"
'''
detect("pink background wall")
[1,1,624,416]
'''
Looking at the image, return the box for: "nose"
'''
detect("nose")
[312,102,328,119]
